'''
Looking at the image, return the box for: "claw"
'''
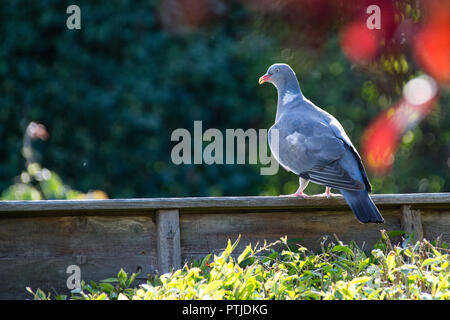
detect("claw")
[319,192,339,199]
[280,191,309,199]
[319,187,339,199]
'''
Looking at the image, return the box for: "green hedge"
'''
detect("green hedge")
[28,231,449,300]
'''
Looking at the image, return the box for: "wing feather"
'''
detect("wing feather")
[304,162,364,191]
[272,111,366,191]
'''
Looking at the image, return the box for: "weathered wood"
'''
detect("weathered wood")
[421,209,450,242]
[156,209,181,273]
[0,193,448,299]
[0,215,157,299]
[400,205,424,241]
[0,193,449,215]
[180,209,402,262]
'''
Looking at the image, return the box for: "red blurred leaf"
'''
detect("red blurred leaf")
[362,104,401,174]
[413,2,450,84]
[362,76,438,175]
[340,21,381,64]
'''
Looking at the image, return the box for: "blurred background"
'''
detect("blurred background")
[0,0,449,200]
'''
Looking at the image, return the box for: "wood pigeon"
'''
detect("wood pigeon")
[259,63,384,223]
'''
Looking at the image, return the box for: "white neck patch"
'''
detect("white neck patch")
[282,91,299,104]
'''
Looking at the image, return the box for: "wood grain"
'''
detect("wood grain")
[0,193,449,216]
[179,209,402,263]
[400,205,424,241]
[0,215,157,299]
[421,209,450,242]
[0,193,448,299]
[156,209,181,273]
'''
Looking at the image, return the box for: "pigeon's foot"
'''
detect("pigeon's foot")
[280,190,309,199]
[318,192,340,199]
[319,188,339,199]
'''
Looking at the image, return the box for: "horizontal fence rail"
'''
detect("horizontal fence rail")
[0,193,449,299]
[1,193,450,214]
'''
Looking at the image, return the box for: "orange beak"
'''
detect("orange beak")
[258,74,271,85]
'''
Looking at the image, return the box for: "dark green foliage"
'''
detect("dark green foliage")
[1,1,449,198]
[0,0,272,197]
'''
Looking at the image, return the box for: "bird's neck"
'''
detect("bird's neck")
[275,80,303,121]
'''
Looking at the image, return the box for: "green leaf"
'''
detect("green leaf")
[94,293,108,300]
[350,276,371,285]
[127,273,138,287]
[422,257,439,268]
[100,278,119,283]
[200,253,212,269]
[202,280,223,297]
[98,283,115,294]
[386,230,408,238]
[386,254,396,271]
[34,288,48,300]
[238,244,252,264]
[331,245,354,258]
[117,269,128,288]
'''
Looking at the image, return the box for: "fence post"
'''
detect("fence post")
[400,205,424,242]
[156,209,182,274]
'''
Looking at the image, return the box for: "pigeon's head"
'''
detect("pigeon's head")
[258,63,297,89]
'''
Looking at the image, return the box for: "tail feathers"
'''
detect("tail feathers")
[341,190,384,224]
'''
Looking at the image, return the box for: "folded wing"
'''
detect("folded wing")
[273,113,365,191]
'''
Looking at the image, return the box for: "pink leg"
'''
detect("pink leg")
[280,178,309,199]
[280,187,309,199]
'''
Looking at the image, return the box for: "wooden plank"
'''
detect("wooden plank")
[179,209,402,262]
[156,209,181,273]
[0,193,449,216]
[400,205,424,241]
[0,215,157,299]
[0,193,449,299]
[421,209,450,242]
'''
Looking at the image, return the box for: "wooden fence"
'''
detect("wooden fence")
[0,193,449,299]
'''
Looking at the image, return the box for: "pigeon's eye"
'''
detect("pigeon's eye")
[275,68,280,73]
